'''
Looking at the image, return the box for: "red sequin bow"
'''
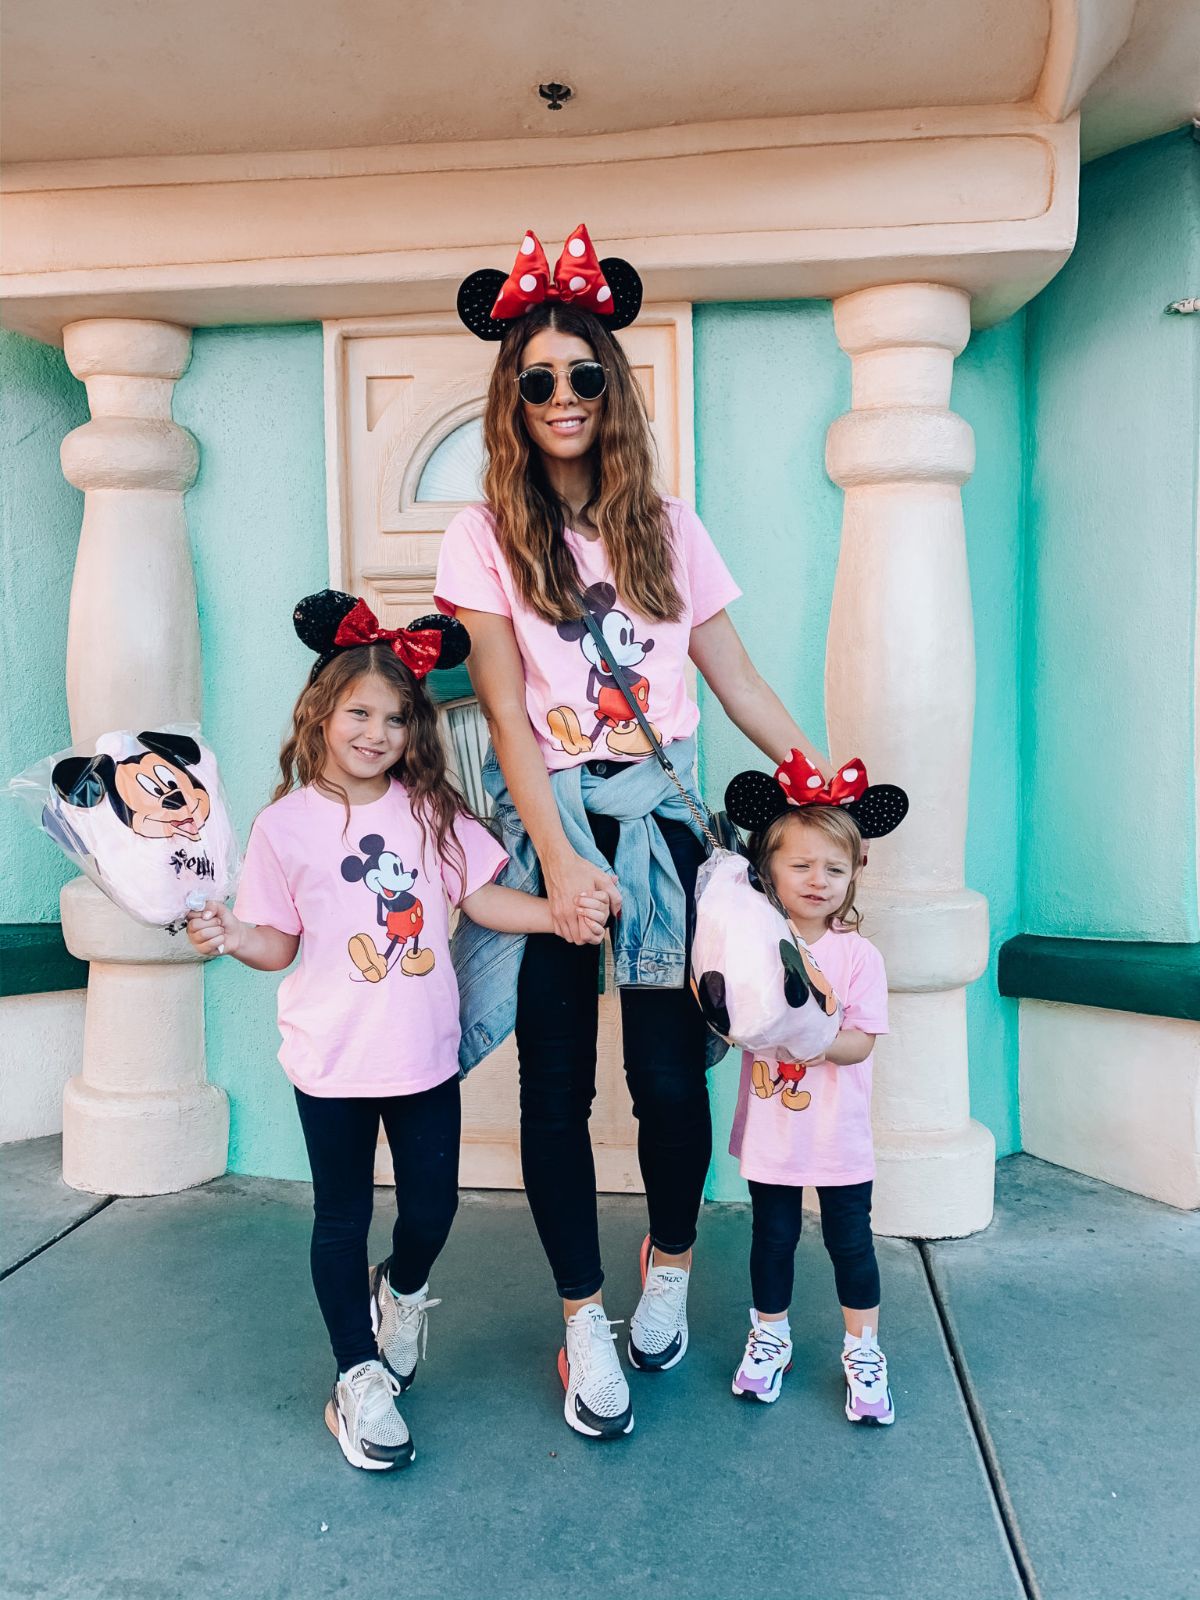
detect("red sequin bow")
[333,599,442,680]
[776,748,869,808]
[489,224,614,321]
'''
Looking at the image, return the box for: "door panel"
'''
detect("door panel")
[324,307,693,1190]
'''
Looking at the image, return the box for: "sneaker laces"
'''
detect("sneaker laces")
[844,1342,887,1389]
[391,1293,442,1361]
[745,1323,789,1366]
[634,1268,688,1342]
[346,1362,404,1440]
[569,1309,627,1412]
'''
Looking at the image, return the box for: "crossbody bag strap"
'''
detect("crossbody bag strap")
[572,592,721,853]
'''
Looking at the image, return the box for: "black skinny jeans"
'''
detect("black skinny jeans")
[293,1077,460,1372]
[516,803,711,1300]
[748,1179,880,1315]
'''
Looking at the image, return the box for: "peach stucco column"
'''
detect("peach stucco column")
[825,283,994,1238]
[58,318,228,1195]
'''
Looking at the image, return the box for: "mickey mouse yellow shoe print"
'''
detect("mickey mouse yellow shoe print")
[547,706,592,757]
[348,934,388,983]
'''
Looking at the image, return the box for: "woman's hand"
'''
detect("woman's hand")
[544,850,622,945]
[186,900,244,959]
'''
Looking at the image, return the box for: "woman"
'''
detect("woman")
[436,225,829,1440]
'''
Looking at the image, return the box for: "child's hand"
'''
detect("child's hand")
[575,891,610,945]
[186,900,244,958]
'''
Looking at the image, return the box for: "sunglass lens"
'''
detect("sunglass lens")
[518,367,556,406]
[570,362,607,401]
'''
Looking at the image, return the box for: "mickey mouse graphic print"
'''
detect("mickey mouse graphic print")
[235,781,507,1096]
[434,499,741,771]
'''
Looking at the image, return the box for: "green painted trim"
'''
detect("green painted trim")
[0,924,88,998]
[427,664,474,706]
[998,935,1200,1022]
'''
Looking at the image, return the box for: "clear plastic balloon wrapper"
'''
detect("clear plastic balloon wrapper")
[690,848,844,1062]
[5,726,242,933]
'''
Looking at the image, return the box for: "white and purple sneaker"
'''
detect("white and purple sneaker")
[731,1312,793,1404]
[842,1328,894,1424]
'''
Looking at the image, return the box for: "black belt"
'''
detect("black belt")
[584,759,635,778]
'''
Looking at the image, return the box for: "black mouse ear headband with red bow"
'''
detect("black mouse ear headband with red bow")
[725,749,910,841]
[457,223,643,341]
[294,591,471,686]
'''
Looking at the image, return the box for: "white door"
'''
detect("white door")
[324,307,694,1190]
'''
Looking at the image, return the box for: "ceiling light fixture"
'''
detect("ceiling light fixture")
[538,82,573,111]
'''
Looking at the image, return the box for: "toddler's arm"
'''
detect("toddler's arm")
[816,1028,876,1067]
[462,883,608,945]
[186,901,299,971]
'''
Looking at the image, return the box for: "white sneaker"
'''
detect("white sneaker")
[628,1235,689,1372]
[842,1328,894,1425]
[558,1304,634,1440]
[731,1312,793,1403]
[370,1263,441,1390]
[324,1358,414,1470]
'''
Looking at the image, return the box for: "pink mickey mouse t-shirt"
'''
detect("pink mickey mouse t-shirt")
[729,927,889,1187]
[234,781,507,1098]
[434,498,741,771]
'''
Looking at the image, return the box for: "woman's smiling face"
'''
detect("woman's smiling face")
[519,327,604,464]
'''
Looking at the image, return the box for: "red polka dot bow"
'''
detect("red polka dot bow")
[490,224,615,322]
[776,748,870,808]
[333,599,443,680]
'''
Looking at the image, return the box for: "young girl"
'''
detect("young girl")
[187,589,607,1472]
[723,751,908,1423]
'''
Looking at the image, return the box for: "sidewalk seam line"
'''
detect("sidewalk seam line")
[917,1239,1044,1600]
[0,1196,116,1283]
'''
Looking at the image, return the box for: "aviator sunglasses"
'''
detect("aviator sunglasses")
[516,360,608,407]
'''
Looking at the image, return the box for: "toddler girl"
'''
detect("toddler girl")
[188,590,606,1471]
[724,751,907,1423]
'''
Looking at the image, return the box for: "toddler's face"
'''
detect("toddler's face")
[768,818,858,924]
[323,674,408,788]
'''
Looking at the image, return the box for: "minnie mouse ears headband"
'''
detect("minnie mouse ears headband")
[457,223,643,341]
[725,749,910,841]
[294,591,470,685]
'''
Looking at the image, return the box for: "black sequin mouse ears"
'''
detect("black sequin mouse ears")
[457,223,643,341]
[725,749,909,841]
[293,591,470,685]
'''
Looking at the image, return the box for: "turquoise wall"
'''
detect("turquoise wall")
[175,326,328,1179]
[1023,128,1200,941]
[694,302,1025,1197]
[0,332,89,924]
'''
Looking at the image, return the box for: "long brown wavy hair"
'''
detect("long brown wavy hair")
[482,301,684,625]
[274,645,473,897]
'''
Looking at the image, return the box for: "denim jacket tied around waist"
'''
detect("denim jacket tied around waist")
[452,737,728,1075]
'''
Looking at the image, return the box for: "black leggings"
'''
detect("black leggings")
[293,1077,460,1372]
[748,1179,880,1315]
[516,809,711,1300]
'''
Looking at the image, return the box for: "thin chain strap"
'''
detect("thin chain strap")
[572,593,723,853]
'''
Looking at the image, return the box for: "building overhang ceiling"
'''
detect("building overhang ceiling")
[1,0,1195,342]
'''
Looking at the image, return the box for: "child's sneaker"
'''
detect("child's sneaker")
[731,1312,793,1403]
[628,1235,689,1371]
[370,1263,440,1390]
[324,1359,415,1471]
[558,1303,635,1440]
[842,1327,894,1424]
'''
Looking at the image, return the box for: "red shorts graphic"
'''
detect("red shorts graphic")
[597,676,649,726]
[385,898,424,942]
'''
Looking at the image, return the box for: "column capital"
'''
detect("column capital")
[832,283,971,357]
[63,319,193,383]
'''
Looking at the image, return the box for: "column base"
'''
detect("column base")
[62,1075,229,1197]
[871,1120,995,1238]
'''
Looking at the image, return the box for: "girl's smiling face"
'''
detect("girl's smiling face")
[768,816,859,929]
[519,326,604,464]
[323,673,407,799]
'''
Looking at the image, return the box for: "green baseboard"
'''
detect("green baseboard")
[998,935,1200,1023]
[0,924,88,998]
